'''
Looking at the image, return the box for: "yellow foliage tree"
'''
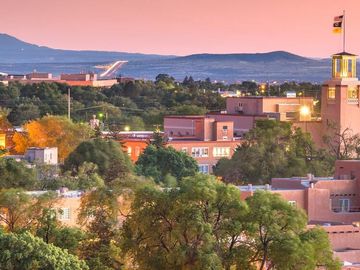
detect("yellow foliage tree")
[12,132,28,153]
[13,116,93,161]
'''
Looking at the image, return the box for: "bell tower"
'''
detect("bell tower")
[321,52,360,136]
[332,52,357,79]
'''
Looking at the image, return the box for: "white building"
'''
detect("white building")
[24,147,58,165]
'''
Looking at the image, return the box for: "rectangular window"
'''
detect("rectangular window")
[127,147,132,155]
[198,164,209,174]
[340,199,350,212]
[191,147,209,158]
[213,147,231,157]
[58,208,70,220]
[288,201,297,207]
[348,86,358,99]
[328,87,335,99]
[285,112,296,119]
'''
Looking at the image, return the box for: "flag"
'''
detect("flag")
[333,14,343,34]
[333,28,342,34]
[334,15,343,22]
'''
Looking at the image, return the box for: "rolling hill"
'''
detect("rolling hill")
[0,33,349,82]
[0,33,170,63]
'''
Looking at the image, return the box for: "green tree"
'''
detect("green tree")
[78,188,123,270]
[121,175,249,270]
[214,120,333,184]
[121,176,338,270]
[8,102,41,125]
[63,138,133,184]
[35,208,86,256]
[173,104,207,115]
[0,189,57,233]
[149,130,167,148]
[0,231,88,270]
[0,158,38,189]
[135,145,198,184]
[0,107,12,131]
[244,191,339,270]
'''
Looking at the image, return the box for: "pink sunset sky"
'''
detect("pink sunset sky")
[1,0,359,57]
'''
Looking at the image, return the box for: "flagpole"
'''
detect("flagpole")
[343,10,346,52]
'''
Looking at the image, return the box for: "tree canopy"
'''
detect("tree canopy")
[135,144,198,184]
[0,189,57,232]
[121,175,339,270]
[78,188,123,270]
[214,120,334,184]
[0,231,89,270]
[63,138,133,184]
[0,158,37,189]
[12,115,93,161]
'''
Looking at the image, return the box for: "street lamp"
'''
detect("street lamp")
[124,125,130,132]
[300,105,310,117]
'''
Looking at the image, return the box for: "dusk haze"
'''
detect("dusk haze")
[2,1,360,270]
[1,0,360,57]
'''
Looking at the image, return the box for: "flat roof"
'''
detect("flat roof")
[164,115,205,119]
[226,96,313,99]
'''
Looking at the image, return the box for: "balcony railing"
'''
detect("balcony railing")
[332,207,360,213]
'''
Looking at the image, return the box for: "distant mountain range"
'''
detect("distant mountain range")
[0,34,171,63]
[0,33,354,82]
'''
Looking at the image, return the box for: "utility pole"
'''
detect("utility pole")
[67,88,71,119]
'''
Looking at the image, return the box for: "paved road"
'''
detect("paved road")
[99,61,128,78]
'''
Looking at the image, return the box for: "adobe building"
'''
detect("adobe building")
[210,95,314,136]
[240,160,360,268]
[24,147,58,165]
[164,115,241,173]
[118,117,241,173]
[0,72,117,88]
[321,52,360,136]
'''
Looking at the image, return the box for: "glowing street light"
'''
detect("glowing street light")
[260,84,266,94]
[300,105,310,132]
[300,106,310,117]
[124,125,130,132]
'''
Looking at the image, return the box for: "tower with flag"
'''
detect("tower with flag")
[320,11,360,144]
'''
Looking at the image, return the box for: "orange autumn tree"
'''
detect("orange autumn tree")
[13,115,93,161]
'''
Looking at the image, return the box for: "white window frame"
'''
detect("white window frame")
[191,147,209,158]
[340,199,350,212]
[288,201,297,207]
[198,164,209,174]
[213,147,231,157]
